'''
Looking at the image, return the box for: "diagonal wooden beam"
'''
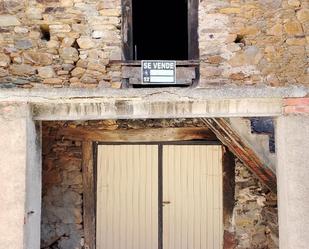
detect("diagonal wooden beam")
[201,118,277,193]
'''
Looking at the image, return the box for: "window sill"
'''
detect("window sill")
[112,60,199,87]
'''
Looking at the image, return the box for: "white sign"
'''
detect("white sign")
[141,60,176,84]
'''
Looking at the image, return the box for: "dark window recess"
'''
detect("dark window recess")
[250,118,276,153]
[40,25,50,41]
[132,0,188,60]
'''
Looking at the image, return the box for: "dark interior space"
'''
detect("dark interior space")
[132,0,188,60]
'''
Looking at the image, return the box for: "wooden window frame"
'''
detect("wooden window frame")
[122,0,199,61]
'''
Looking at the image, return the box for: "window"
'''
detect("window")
[122,0,199,61]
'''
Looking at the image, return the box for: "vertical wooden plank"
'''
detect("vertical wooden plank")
[82,141,96,249]
[122,0,133,60]
[152,146,159,249]
[188,0,199,60]
[200,146,207,249]
[127,145,133,249]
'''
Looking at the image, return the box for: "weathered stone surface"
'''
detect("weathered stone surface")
[99,9,121,17]
[92,30,104,39]
[25,7,43,20]
[219,7,241,14]
[61,38,75,48]
[71,67,85,77]
[47,40,60,49]
[0,68,8,77]
[38,66,56,78]
[14,27,29,34]
[0,15,20,26]
[15,39,33,50]
[0,53,11,67]
[77,37,95,49]
[287,0,300,7]
[268,24,283,36]
[284,20,303,35]
[286,38,306,46]
[43,78,63,84]
[60,0,73,7]
[50,24,71,34]
[9,64,36,76]
[59,47,79,62]
[297,9,309,23]
[24,52,53,66]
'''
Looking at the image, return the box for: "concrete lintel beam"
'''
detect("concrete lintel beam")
[32,98,283,120]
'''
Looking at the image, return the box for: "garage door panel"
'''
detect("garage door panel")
[97,145,158,249]
[163,145,223,249]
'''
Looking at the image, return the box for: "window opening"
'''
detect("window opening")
[132,0,189,60]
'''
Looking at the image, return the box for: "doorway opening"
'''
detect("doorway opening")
[131,0,189,60]
[40,119,279,249]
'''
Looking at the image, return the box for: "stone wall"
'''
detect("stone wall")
[199,0,308,86]
[41,120,278,249]
[0,0,122,89]
[41,125,84,249]
[233,161,278,249]
[0,0,307,88]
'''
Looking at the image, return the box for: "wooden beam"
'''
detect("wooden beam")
[122,66,197,85]
[82,141,96,249]
[188,0,199,60]
[222,146,235,228]
[57,127,217,142]
[201,118,277,193]
[222,146,237,249]
[114,60,200,66]
[122,0,133,60]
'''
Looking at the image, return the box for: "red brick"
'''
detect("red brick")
[284,105,309,114]
[283,97,309,106]
[294,106,309,113]
[284,106,295,113]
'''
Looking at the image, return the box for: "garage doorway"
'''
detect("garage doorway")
[96,143,223,249]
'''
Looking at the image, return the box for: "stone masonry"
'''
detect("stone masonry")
[233,161,278,249]
[41,124,84,249]
[198,0,309,86]
[0,0,122,88]
[0,0,307,88]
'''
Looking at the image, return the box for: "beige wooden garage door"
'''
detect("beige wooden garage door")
[96,144,223,249]
[163,145,223,249]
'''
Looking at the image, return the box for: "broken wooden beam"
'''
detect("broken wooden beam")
[201,118,277,193]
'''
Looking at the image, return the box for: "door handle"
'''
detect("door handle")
[162,201,171,205]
